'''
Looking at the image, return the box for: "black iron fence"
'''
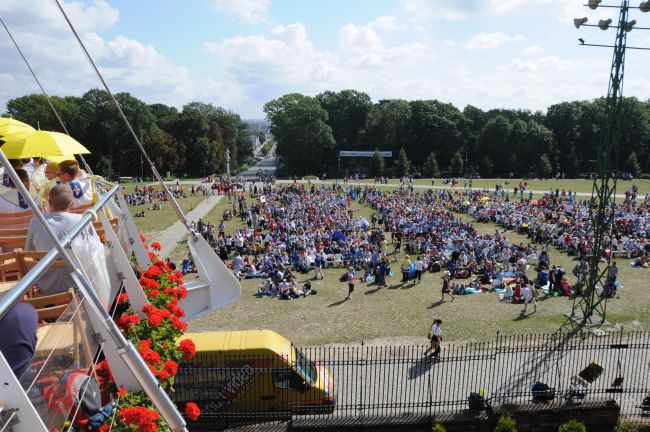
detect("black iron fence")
[174,330,650,430]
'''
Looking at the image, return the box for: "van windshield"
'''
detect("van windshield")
[293,348,317,385]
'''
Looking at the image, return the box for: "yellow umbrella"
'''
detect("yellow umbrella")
[481,196,489,201]
[46,154,77,163]
[1,130,90,159]
[0,117,35,137]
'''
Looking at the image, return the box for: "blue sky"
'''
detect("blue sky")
[0,0,649,118]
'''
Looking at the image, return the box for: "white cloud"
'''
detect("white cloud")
[213,0,271,24]
[204,24,337,85]
[463,32,525,51]
[401,0,585,22]
[403,0,468,21]
[504,56,576,73]
[339,23,384,55]
[368,16,406,32]
[0,0,244,112]
[521,45,543,56]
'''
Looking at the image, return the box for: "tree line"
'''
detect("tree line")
[264,90,650,178]
[3,90,254,178]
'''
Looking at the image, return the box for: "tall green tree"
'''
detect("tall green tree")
[478,116,511,176]
[317,90,373,173]
[395,147,410,177]
[369,149,386,177]
[422,152,441,177]
[480,156,494,177]
[450,151,464,177]
[264,93,336,176]
[360,99,412,157]
[538,153,553,178]
[626,151,641,177]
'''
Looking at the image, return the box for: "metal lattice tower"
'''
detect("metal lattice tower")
[564,1,634,329]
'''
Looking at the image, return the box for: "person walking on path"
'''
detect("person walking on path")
[346,267,356,300]
[441,272,454,302]
[424,319,443,361]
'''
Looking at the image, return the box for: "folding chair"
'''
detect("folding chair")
[0,250,24,282]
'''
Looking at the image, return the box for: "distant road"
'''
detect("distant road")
[240,149,276,179]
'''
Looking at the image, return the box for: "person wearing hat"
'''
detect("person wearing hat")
[441,272,454,302]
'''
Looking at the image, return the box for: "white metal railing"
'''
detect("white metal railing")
[0,152,187,432]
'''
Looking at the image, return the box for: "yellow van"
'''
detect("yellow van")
[173,330,335,421]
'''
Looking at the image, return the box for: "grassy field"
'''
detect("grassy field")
[160,185,650,346]
[376,178,650,195]
[121,184,206,239]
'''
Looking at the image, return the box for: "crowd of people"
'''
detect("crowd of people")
[201,178,648,308]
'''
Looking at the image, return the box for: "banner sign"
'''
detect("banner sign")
[339,151,392,157]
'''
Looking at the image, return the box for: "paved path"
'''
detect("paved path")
[157,195,223,257]
[156,154,277,257]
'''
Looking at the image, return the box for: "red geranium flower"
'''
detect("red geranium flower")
[148,251,157,260]
[163,359,178,377]
[174,286,188,299]
[185,402,201,421]
[170,315,187,331]
[177,339,196,360]
[153,259,166,268]
[137,339,152,349]
[138,346,161,365]
[150,242,162,251]
[117,387,127,397]
[139,277,160,290]
[115,314,140,331]
[119,406,159,432]
[168,302,185,318]
[117,293,129,305]
[144,265,163,278]
[149,289,160,298]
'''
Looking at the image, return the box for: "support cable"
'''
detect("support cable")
[52,0,189,230]
[0,15,94,175]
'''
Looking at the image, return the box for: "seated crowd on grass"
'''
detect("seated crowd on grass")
[202,179,648,303]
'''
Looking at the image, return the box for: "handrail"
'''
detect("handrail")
[0,152,187,430]
[0,182,119,321]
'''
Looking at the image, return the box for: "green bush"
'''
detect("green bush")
[303,175,319,180]
[614,423,639,432]
[640,173,650,180]
[494,414,517,432]
[432,423,446,432]
[558,420,586,432]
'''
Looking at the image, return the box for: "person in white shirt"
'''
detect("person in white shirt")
[424,319,443,361]
[522,281,537,314]
[56,160,94,209]
[0,168,41,215]
[414,256,424,283]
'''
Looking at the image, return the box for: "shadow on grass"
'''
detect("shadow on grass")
[328,298,349,307]
[365,286,383,295]
[513,311,532,321]
[428,300,445,309]
[402,282,417,289]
